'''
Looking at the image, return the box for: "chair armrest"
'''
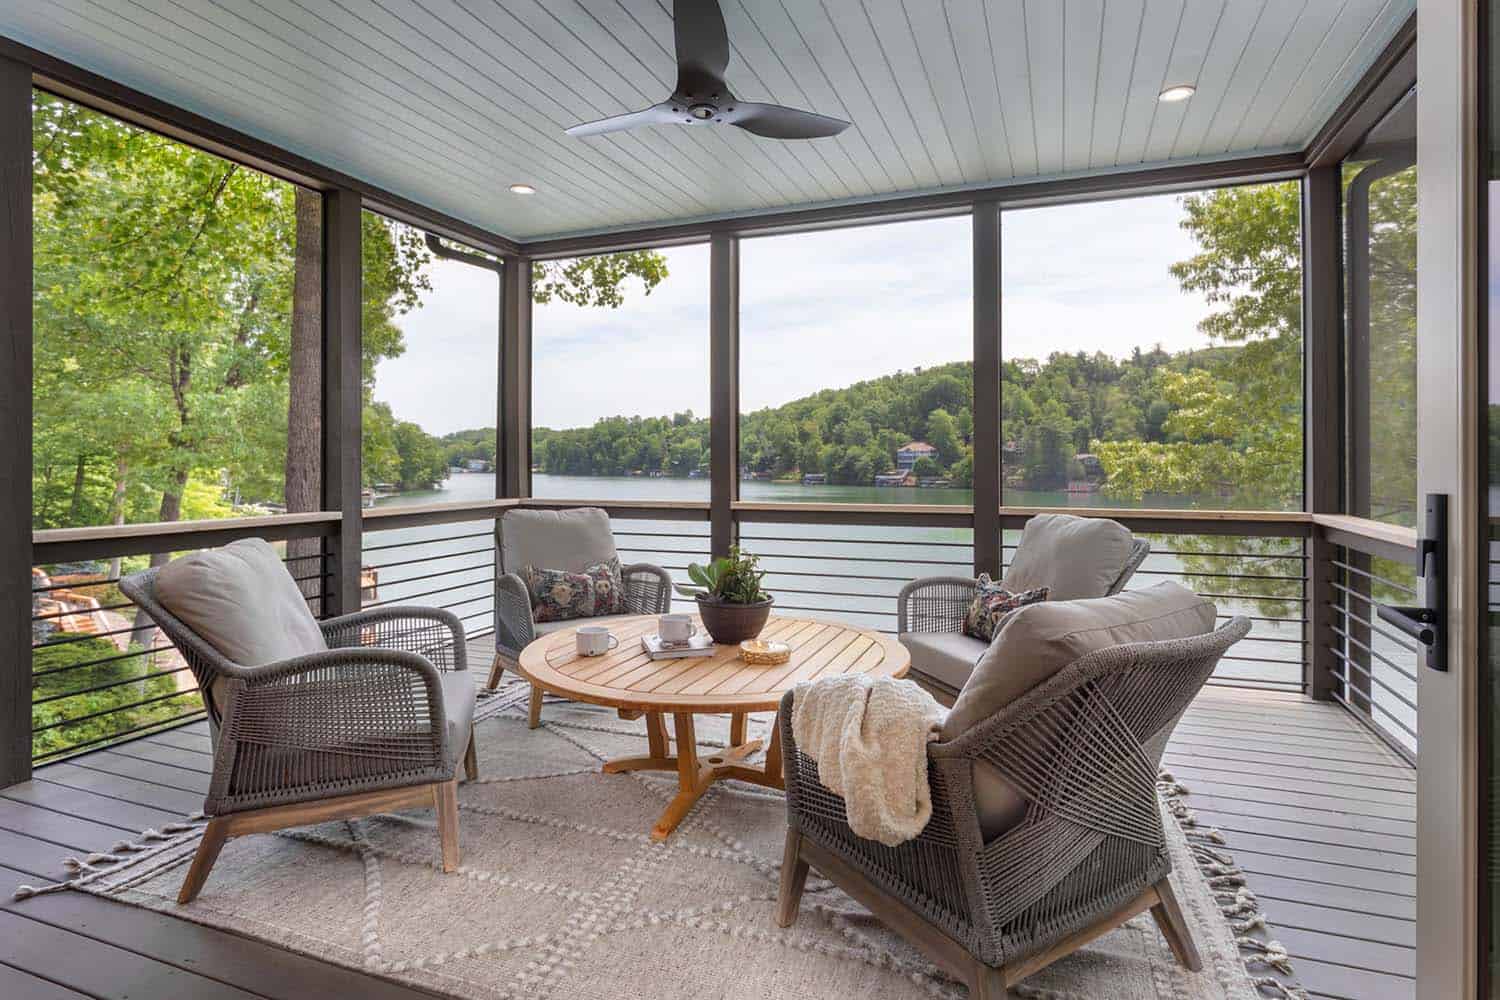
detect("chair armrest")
[778,689,975,923]
[320,606,467,673]
[621,563,673,615]
[897,576,978,635]
[208,647,453,815]
[494,572,535,661]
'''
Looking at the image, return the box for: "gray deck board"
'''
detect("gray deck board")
[0,654,1417,999]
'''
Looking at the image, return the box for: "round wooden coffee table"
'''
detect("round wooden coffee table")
[515,614,910,840]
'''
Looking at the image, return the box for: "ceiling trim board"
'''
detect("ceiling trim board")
[521,149,1307,259]
[1304,11,1416,166]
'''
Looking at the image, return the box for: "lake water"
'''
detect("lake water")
[368,472,1416,748]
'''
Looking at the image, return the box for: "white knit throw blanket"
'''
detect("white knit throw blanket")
[790,673,946,847]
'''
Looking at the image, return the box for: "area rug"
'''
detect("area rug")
[17,681,1290,999]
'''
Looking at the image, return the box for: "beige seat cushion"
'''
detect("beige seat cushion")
[942,581,1217,840]
[155,537,328,667]
[1000,513,1135,602]
[500,507,617,575]
[898,631,987,695]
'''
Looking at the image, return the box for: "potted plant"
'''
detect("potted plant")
[681,546,774,644]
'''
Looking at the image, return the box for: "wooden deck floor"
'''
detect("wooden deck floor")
[0,653,1415,999]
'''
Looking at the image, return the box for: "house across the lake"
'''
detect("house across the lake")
[895,441,936,471]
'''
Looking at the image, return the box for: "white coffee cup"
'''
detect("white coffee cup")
[576,625,618,656]
[659,614,697,644]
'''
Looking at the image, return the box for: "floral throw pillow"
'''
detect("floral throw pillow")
[589,557,626,616]
[962,576,1049,642]
[525,557,624,623]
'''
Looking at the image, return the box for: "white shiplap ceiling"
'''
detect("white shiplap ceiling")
[2,0,1414,243]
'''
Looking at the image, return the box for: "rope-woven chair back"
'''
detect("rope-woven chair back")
[931,616,1252,962]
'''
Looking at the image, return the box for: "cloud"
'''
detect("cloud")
[375,192,1219,434]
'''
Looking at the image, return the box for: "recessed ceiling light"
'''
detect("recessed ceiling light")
[1158,84,1196,103]
[509,183,537,195]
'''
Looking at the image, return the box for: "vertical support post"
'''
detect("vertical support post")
[1302,166,1343,702]
[972,201,1002,578]
[710,233,739,560]
[322,188,362,617]
[0,58,31,787]
[500,255,532,499]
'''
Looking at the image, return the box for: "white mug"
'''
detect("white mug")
[659,614,697,643]
[576,625,618,656]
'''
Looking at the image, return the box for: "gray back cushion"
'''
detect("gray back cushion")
[154,537,328,667]
[943,581,1216,739]
[944,581,1218,840]
[500,507,618,575]
[1000,513,1135,602]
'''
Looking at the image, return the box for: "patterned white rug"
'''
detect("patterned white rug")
[19,680,1282,999]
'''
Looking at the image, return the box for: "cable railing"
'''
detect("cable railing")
[1117,532,1308,693]
[1326,541,1420,760]
[739,521,975,635]
[360,522,496,638]
[29,517,336,764]
[26,498,1413,765]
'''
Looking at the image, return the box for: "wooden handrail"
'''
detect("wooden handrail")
[32,511,341,562]
[1311,513,1418,549]
[33,511,339,546]
[363,497,522,527]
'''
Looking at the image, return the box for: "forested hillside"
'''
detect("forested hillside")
[526,342,1261,498]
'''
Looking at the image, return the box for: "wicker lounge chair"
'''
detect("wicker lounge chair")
[120,540,476,904]
[897,513,1150,702]
[487,507,672,726]
[778,600,1249,997]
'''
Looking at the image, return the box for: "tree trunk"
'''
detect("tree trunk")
[285,188,325,610]
[67,454,87,524]
[130,473,185,649]
[106,459,127,583]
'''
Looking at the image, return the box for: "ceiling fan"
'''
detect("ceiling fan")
[565,0,851,140]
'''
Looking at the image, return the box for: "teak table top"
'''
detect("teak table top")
[515,613,910,715]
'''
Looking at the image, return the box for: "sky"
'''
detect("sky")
[372,191,1218,435]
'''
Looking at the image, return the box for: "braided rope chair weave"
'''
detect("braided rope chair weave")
[120,567,468,818]
[781,615,1250,970]
[896,536,1151,636]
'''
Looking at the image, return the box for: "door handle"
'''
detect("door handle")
[1374,493,1446,672]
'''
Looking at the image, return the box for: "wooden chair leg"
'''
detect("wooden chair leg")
[177,817,230,904]
[486,651,506,691]
[463,733,478,782]
[528,683,544,729]
[776,828,810,927]
[969,961,1008,1000]
[434,779,460,873]
[1150,877,1202,972]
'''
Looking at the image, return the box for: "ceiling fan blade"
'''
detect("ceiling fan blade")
[729,102,850,139]
[565,103,679,137]
[674,0,731,95]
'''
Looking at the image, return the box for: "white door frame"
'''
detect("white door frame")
[1416,1,1483,995]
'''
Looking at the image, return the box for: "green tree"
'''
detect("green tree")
[1093,182,1304,509]
[926,409,962,467]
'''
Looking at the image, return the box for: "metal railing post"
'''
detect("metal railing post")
[710,233,739,560]
[322,188,363,617]
[501,255,532,500]
[1303,166,1343,701]
[1,57,33,786]
[972,200,1002,578]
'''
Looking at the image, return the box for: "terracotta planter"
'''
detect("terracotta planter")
[695,594,774,645]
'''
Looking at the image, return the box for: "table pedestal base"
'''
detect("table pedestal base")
[600,710,784,841]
